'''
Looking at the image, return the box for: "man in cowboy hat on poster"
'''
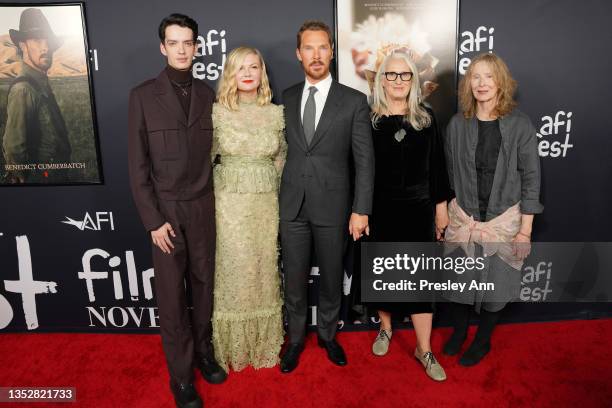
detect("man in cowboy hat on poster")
[2,7,71,183]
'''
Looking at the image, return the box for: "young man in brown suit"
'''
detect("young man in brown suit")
[127,14,225,408]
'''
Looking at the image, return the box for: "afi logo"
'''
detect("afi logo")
[193,29,227,81]
[521,261,553,301]
[458,26,495,75]
[62,211,115,231]
[537,111,574,158]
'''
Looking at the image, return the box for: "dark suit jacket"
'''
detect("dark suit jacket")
[280,80,374,226]
[128,69,215,231]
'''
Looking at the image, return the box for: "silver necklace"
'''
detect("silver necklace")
[170,79,190,97]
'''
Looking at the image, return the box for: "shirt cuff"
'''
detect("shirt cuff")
[520,199,544,215]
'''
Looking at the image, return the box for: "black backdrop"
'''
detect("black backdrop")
[1,0,611,333]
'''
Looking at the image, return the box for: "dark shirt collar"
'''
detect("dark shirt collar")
[165,65,192,84]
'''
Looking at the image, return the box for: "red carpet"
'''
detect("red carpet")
[1,319,611,407]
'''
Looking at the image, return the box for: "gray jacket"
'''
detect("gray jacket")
[445,109,543,221]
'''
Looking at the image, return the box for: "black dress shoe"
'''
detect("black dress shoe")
[443,330,467,356]
[197,355,227,384]
[280,343,303,373]
[459,340,491,366]
[171,382,202,408]
[317,338,347,366]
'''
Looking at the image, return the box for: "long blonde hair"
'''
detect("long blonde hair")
[370,51,431,130]
[459,53,517,119]
[217,46,272,110]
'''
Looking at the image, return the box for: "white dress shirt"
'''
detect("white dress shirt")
[300,73,333,130]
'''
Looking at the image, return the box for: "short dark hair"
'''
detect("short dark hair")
[158,13,198,43]
[296,20,333,49]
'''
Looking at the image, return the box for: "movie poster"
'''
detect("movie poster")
[0,3,101,185]
[336,0,459,128]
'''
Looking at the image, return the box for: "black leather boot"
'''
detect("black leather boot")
[171,382,202,408]
[459,309,501,366]
[197,355,227,384]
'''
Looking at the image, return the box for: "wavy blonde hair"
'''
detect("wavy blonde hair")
[217,46,272,110]
[459,53,517,119]
[370,51,431,131]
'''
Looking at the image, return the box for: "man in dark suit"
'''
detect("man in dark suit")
[279,20,375,373]
[127,14,225,408]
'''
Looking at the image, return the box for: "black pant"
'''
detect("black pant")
[449,302,502,344]
[280,196,346,344]
[152,192,215,385]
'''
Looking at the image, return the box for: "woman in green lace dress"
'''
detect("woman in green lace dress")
[211,47,286,371]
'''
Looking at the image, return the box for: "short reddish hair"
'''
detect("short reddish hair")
[296,20,333,49]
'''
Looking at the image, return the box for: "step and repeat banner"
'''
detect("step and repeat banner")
[1,0,611,333]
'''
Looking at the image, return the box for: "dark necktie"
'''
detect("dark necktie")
[303,86,318,145]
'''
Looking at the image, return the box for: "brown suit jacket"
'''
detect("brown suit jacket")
[128,69,215,231]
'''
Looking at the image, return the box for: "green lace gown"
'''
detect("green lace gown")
[211,101,286,371]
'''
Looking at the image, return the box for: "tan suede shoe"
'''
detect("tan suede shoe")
[372,329,392,356]
[414,349,447,381]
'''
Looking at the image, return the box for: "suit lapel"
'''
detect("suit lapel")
[308,80,343,150]
[288,83,308,151]
[188,79,207,128]
[153,70,187,126]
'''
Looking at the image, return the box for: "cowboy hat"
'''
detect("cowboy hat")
[9,8,63,51]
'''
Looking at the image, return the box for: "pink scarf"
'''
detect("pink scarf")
[444,199,525,270]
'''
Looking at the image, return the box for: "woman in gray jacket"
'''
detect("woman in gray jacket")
[443,53,543,366]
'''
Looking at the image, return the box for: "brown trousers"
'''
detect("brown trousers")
[152,191,215,385]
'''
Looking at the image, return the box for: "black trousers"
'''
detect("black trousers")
[280,196,347,344]
[152,192,215,385]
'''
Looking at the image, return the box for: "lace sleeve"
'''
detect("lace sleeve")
[273,105,287,176]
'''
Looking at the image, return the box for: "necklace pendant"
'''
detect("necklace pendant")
[394,128,406,142]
